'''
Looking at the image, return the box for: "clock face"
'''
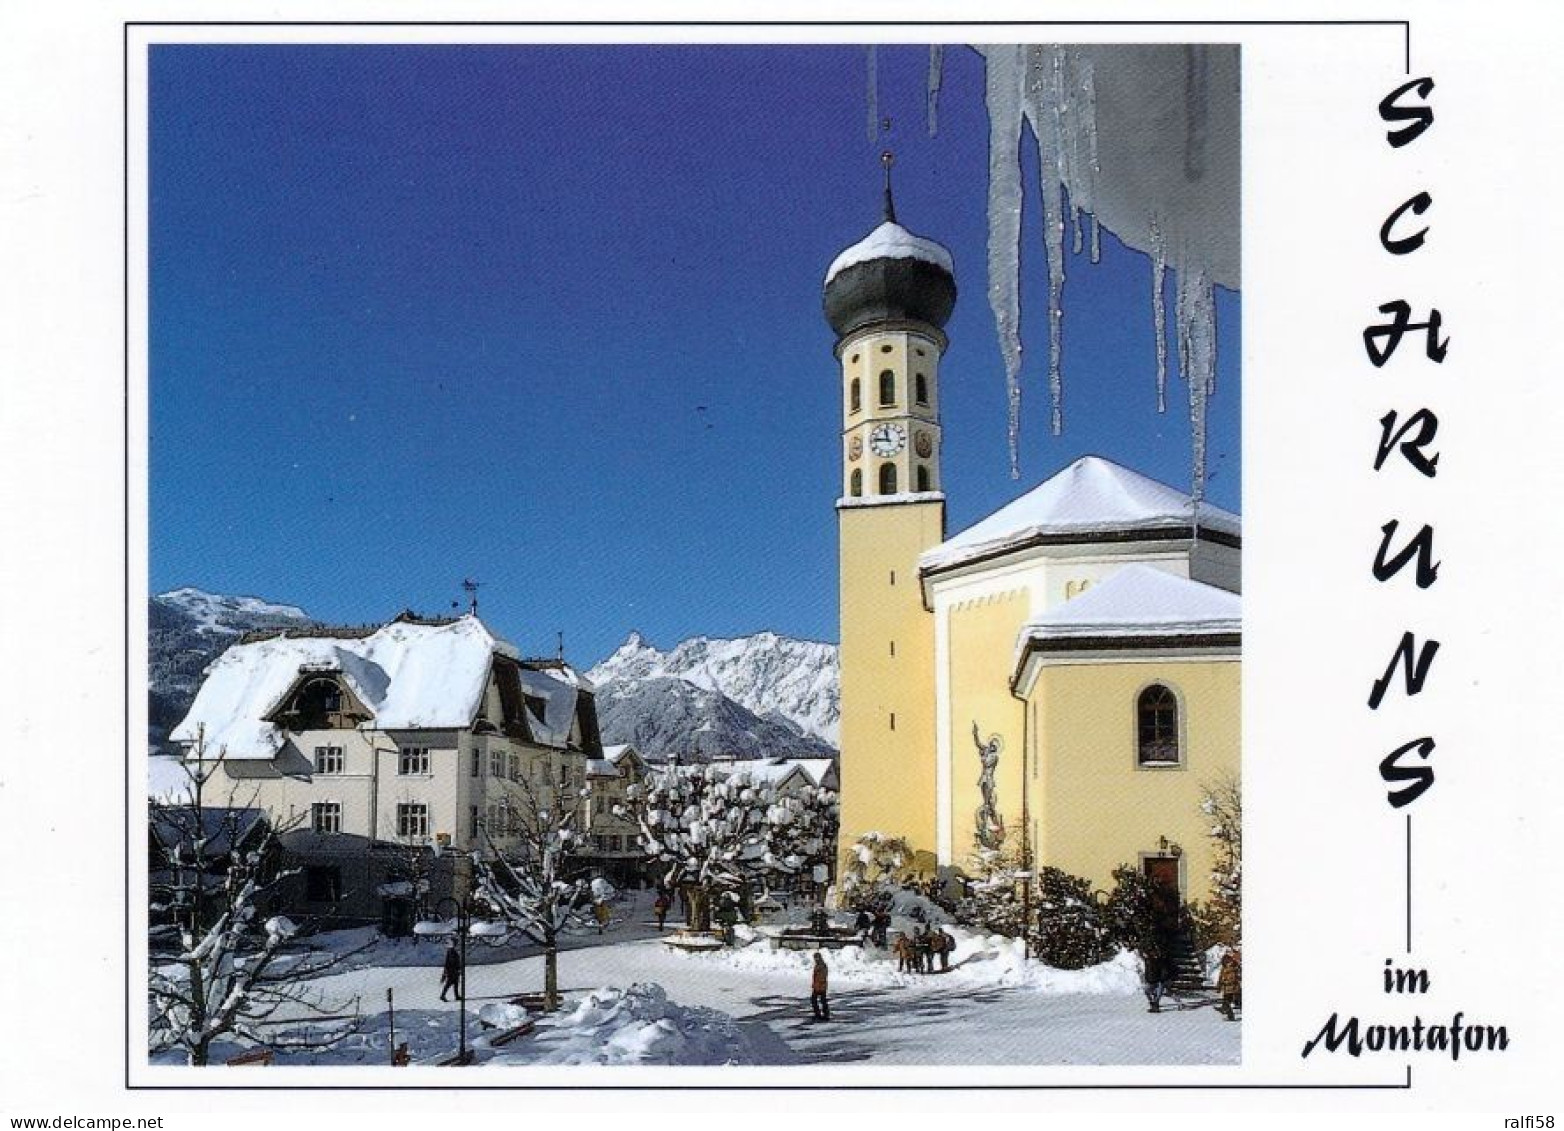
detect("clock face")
[914,430,933,458]
[869,423,906,457]
[848,434,863,461]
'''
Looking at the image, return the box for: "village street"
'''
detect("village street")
[216,890,1240,1068]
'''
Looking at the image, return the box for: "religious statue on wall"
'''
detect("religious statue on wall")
[972,721,1006,852]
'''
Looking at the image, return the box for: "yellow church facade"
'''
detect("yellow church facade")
[825,185,1241,906]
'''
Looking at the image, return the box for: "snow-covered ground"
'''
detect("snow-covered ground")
[153,890,1238,1068]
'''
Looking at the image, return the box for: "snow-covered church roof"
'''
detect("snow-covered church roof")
[824,220,954,287]
[921,455,1240,573]
[1018,565,1240,647]
[171,615,521,760]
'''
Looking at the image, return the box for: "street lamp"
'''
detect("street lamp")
[413,896,511,1065]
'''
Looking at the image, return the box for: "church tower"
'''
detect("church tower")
[823,154,956,869]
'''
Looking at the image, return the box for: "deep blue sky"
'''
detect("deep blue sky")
[150,44,1239,663]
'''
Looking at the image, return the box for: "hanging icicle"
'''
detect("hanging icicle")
[926,45,944,137]
[1174,266,1215,506]
[866,46,879,143]
[1020,46,1067,438]
[1150,216,1168,413]
[983,45,1026,478]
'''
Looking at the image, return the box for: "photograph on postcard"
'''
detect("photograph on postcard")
[143,42,1240,1069]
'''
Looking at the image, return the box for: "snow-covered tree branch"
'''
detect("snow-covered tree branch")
[468,774,601,1010]
[148,745,365,1066]
[616,765,838,932]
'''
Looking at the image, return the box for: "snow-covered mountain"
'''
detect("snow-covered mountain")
[587,631,840,760]
[593,676,836,763]
[148,587,313,755]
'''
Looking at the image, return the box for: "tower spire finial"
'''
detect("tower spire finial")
[881,149,897,224]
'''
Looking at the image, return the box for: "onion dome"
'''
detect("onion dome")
[823,152,956,342]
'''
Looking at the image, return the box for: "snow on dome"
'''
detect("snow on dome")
[170,615,519,759]
[921,455,1239,573]
[1019,565,1240,645]
[824,220,954,287]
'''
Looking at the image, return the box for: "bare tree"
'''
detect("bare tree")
[468,775,596,1011]
[148,739,365,1066]
[1198,773,1242,946]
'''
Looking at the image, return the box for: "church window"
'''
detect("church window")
[879,370,896,406]
[1137,685,1181,766]
[850,469,863,497]
[915,373,928,404]
[890,712,896,731]
[880,344,893,353]
[850,378,861,413]
[878,462,898,495]
[916,464,931,492]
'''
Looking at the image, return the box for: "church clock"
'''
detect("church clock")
[869,423,906,457]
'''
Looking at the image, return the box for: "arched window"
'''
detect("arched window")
[879,369,896,406]
[916,464,931,492]
[849,378,861,413]
[879,462,898,495]
[915,373,928,405]
[1137,685,1180,766]
[850,468,863,497]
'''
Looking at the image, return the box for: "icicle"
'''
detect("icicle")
[866,46,879,144]
[1175,266,1216,505]
[926,44,943,137]
[1076,51,1103,263]
[984,45,1026,478]
[1150,217,1168,413]
[1021,46,1067,437]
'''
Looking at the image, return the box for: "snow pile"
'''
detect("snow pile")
[1019,565,1241,644]
[824,220,955,287]
[493,983,762,1066]
[687,925,1139,995]
[921,455,1240,573]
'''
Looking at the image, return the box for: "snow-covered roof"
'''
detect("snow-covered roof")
[785,758,838,788]
[603,743,636,764]
[921,455,1240,573]
[585,758,620,779]
[1018,565,1240,648]
[171,615,519,759]
[824,220,954,287]
[518,667,581,749]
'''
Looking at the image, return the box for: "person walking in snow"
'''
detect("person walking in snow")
[1140,942,1166,1013]
[594,899,612,935]
[810,951,831,1020]
[438,941,463,1002]
[873,906,891,948]
[1216,948,1242,1020]
[914,925,933,974]
[653,890,671,931]
[893,932,912,973]
[854,907,873,947]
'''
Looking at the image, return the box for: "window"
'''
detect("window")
[915,372,928,405]
[849,378,861,412]
[470,749,480,778]
[609,835,622,852]
[879,369,896,406]
[398,747,430,776]
[850,468,863,497]
[880,343,892,353]
[305,865,341,903]
[313,745,344,775]
[470,805,480,839]
[490,749,504,778]
[879,462,898,495]
[509,753,521,782]
[1137,685,1181,766]
[310,801,341,834]
[916,464,931,492]
[396,803,429,839]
